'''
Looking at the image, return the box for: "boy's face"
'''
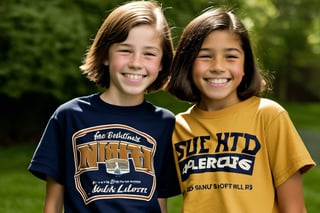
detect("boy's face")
[192,30,245,110]
[104,25,163,102]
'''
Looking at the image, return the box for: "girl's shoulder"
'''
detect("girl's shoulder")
[249,97,289,123]
[255,97,286,114]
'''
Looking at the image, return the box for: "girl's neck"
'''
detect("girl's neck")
[197,97,241,111]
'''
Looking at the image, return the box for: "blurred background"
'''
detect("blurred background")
[1,0,320,145]
[0,0,319,212]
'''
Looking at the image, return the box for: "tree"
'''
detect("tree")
[249,0,320,101]
[1,0,320,102]
[0,0,100,100]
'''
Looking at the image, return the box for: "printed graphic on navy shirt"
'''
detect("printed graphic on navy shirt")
[72,124,156,204]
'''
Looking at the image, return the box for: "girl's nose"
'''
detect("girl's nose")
[210,57,225,72]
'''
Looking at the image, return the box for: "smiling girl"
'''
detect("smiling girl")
[167,8,315,213]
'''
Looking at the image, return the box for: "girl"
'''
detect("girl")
[167,8,315,213]
[28,1,180,212]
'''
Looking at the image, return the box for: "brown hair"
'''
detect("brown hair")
[80,1,173,93]
[167,8,267,103]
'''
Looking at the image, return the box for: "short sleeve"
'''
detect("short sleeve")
[28,113,65,184]
[266,111,315,187]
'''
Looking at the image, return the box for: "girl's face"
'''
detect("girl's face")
[104,25,163,105]
[192,30,245,110]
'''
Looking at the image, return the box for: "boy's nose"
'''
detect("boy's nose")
[129,54,142,69]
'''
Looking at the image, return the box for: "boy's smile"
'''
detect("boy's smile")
[103,24,163,106]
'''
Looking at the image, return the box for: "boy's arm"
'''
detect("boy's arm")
[158,198,167,213]
[44,176,64,213]
[276,171,307,213]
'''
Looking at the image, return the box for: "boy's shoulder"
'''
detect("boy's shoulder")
[146,101,175,119]
[58,94,96,109]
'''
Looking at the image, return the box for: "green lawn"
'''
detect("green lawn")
[282,102,320,130]
[1,94,319,212]
[0,144,318,212]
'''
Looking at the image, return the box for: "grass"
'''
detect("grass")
[0,144,319,212]
[282,102,320,130]
[0,144,46,213]
[303,168,320,212]
[1,92,319,212]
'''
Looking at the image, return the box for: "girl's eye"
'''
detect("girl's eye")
[197,54,212,59]
[118,49,131,53]
[226,54,238,59]
[197,50,213,59]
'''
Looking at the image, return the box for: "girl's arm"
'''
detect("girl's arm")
[44,176,64,213]
[276,171,307,213]
[158,198,167,213]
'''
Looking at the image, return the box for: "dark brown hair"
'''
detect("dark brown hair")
[167,8,267,103]
[80,1,173,93]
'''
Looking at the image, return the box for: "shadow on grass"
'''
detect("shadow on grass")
[299,129,320,166]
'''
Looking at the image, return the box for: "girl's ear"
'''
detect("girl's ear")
[159,64,163,72]
[103,58,109,66]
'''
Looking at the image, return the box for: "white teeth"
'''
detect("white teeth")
[207,78,228,84]
[124,74,144,80]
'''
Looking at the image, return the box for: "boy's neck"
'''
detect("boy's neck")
[100,90,144,107]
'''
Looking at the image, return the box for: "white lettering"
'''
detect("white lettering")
[182,156,252,174]
[94,131,106,140]
[117,184,148,193]
[92,184,116,193]
[238,159,252,171]
[107,131,141,143]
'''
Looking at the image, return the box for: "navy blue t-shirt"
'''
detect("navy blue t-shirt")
[28,93,180,212]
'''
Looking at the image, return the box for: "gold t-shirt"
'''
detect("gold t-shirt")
[172,96,315,213]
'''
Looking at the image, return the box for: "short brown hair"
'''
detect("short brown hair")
[167,8,267,103]
[80,1,173,93]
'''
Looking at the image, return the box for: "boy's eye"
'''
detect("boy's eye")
[118,49,131,53]
[144,52,156,56]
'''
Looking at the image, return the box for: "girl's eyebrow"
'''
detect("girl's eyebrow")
[198,48,211,51]
[225,48,242,54]
[199,47,242,53]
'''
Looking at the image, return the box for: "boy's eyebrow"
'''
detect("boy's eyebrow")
[117,43,161,52]
[116,43,132,48]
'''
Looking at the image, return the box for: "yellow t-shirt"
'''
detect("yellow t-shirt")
[172,96,315,213]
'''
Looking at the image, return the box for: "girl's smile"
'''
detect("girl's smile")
[205,77,231,86]
[192,30,245,110]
